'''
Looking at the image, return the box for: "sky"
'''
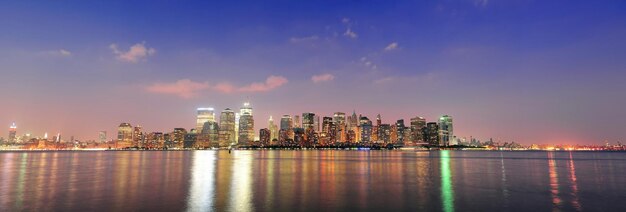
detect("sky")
[1,0,626,144]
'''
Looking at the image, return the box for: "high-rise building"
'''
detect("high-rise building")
[133,126,143,147]
[238,102,254,145]
[202,121,219,147]
[294,115,301,128]
[438,115,453,146]
[314,115,320,132]
[172,128,187,148]
[333,112,346,142]
[280,115,294,140]
[117,123,133,148]
[8,123,17,143]
[426,122,439,146]
[259,128,270,145]
[379,124,391,143]
[218,108,236,147]
[410,117,427,143]
[268,116,278,142]
[98,131,107,143]
[196,108,215,132]
[321,117,336,144]
[396,119,405,144]
[359,117,372,142]
[302,113,315,130]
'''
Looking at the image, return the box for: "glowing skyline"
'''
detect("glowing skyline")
[1,1,625,144]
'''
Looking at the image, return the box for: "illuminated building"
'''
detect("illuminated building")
[202,121,219,147]
[314,115,320,132]
[238,102,254,145]
[302,113,315,130]
[98,131,107,143]
[321,117,336,144]
[426,122,439,146]
[259,128,270,145]
[196,108,215,132]
[280,115,294,140]
[359,117,372,142]
[334,112,346,142]
[379,124,391,143]
[396,119,405,144]
[410,117,427,143]
[172,128,187,148]
[294,115,301,128]
[219,108,236,147]
[133,125,143,147]
[438,115,453,146]
[268,116,278,142]
[184,129,198,148]
[294,128,305,145]
[8,122,17,143]
[117,123,133,148]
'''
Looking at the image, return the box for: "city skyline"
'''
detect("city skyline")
[2,1,626,145]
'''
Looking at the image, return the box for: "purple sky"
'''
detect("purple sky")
[1,0,625,144]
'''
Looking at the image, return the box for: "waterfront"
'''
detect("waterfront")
[1,150,625,211]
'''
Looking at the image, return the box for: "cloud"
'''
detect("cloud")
[290,35,319,43]
[344,28,358,39]
[311,74,335,83]
[384,42,399,51]
[342,18,350,24]
[474,0,488,7]
[145,75,289,98]
[110,42,156,63]
[239,75,288,92]
[43,49,72,57]
[360,57,377,70]
[145,79,210,99]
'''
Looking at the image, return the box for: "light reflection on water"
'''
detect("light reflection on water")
[0,150,625,211]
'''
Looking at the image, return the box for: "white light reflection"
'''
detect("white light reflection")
[228,151,253,212]
[186,151,216,212]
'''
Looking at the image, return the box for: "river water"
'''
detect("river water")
[1,150,624,211]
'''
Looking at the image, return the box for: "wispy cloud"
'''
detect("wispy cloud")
[145,79,210,99]
[474,0,488,7]
[360,57,377,70]
[311,73,335,83]
[290,35,319,43]
[239,75,288,92]
[342,17,358,39]
[110,42,156,63]
[384,42,399,51]
[145,75,288,98]
[43,49,72,57]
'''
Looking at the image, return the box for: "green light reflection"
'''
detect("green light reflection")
[440,150,454,212]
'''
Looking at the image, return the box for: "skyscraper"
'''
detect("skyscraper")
[426,122,439,146]
[268,116,278,142]
[321,117,335,144]
[294,115,301,128]
[410,117,427,143]
[196,108,215,132]
[396,119,405,144]
[438,115,453,146]
[117,123,133,148]
[8,123,17,143]
[219,108,236,147]
[133,125,143,147]
[302,113,315,130]
[238,102,254,145]
[359,117,372,142]
[259,128,270,145]
[280,115,294,140]
[334,112,346,142]
[202,121,219,147]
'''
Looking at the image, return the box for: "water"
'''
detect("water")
[1,150,625,211]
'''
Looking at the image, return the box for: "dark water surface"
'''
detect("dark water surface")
[1,150,625,211]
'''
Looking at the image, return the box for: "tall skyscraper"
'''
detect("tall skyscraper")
[238,102,254,145]
[219,108,236,147]
[117,123,133,148]
[321,117,336,144]
[359,117,372,142]
[8,122,17,143]
[410,117,427,143]
[426,122,439,146]
[259,128,270,145]
[396,119,405,144]
[202,121,219,147]
[280,115,294,140]
[133,125,143,147]
[302,113,315,130]
[196,108,215,132]
[172,128,187,148]
[438,115,453,146]
[334,112,346,142]
[294,115,301,128]
[268,116,278,142]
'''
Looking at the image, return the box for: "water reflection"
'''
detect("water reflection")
[228,151,253,212]
[440,150,455,212]
[548,152,561,210]
[569,152,581,211]
[500,152,509,208]
[186,151,216,211]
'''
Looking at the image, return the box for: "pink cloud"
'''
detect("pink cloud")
[239,75,288,92]
[311,73,335,83]
[145,79,210,99]
[110,42,156,63]
[145,76,288,98]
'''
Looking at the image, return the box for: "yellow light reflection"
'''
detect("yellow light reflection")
[569,152,581,210]
[186,151,216,211]
[548,152,561,210]
[228,151,253,212]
